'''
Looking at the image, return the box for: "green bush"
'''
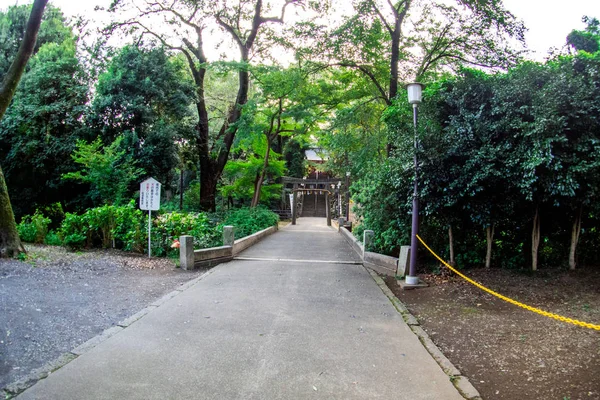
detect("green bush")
[60,212,90,250]
[223,207,279,239]
[55,204,276,256]
[40,203,65,230]
[17,211,51,244]
[114,202,145,252]
[151,211,220,257]
[45,231,63,246]
[63,233,87,250]
[59,202,146,252]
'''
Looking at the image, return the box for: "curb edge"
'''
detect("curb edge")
[366,267,483,400]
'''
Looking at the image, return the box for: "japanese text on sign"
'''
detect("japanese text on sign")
[139,178,161,211]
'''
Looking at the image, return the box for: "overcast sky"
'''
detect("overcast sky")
[1,0,599,61]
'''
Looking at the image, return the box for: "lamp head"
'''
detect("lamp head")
[406,82,424,105]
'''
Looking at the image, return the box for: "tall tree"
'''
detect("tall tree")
[0,0,48,257]
[90,45,196,189]
[106,0,302,211]
[0,36,89,217]
[241,66,326,207]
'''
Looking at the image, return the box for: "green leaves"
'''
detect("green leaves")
[62,137,143,205]
[0,8,88,218]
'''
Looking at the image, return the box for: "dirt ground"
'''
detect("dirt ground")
[385,267,600,400]
[0,245,205,390]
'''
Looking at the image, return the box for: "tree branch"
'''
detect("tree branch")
[338,62,390,105]
[215,14,245,52]
[368,0,393,34]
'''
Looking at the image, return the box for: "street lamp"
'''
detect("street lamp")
[406,82,424,286]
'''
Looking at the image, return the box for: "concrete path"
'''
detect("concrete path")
[18,218,463,399]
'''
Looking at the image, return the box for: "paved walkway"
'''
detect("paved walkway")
[18,218,463,399]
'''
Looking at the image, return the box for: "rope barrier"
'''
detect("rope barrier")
[416,234,600,331]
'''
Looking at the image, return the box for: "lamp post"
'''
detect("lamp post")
[406,82,424,286]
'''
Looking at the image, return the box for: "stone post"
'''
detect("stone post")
[397,245,411,277]
[337,217,346,232]
[179,235,194,270]
[223,226,235,247]
[363,230,374,259]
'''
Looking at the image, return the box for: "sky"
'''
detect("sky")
[0,0,599,61]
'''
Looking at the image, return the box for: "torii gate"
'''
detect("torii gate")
[291,188,332,227]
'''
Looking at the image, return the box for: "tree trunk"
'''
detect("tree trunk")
[485,223,495,268]
[251,139,271,208]
[0,0,48,257]
[199,172,218,212]
[0,165,25,257]
[569,206,583,270]
[448,225,455,266]
[0,0,48,119]
[532,207,540,271]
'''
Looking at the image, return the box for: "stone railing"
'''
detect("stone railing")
[336,217,410,277]
[179,225,277,270]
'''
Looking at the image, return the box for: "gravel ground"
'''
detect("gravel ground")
[0,245,205,390]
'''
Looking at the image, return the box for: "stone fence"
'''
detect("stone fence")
[179,225,278,270]
[336,217,410,277]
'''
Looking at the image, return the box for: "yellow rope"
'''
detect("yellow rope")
[416,235,600,331]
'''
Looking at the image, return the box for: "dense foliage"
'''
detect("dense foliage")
[17,202,278,258]
[1,2,599,271]
[354,52,600,270]
[223,207,280,239]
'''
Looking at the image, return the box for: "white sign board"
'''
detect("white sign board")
[140,178,161,211]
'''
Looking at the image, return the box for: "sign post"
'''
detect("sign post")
[139,177,161,257]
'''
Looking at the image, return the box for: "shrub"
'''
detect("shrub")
[60,212,90,250]
[45,231,63,246]
[40,203,65,230]
[151,211,220,256]
[17,212,51,244]
[55,204,277,256]
[114,202,145,252]
[86,205,119,248]
[59,202,146,252]
[223,207,279,239]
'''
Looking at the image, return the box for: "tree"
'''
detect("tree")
[0,35,89,217]
[240,66,325,207]
[530,54,600,269]
[63,137,143,205]
[567,16,600,53]
[90,45,196,187]
[0,3,71,84]
[0,0,48,257]
[294,0,525,152]
[106,0,304,211]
